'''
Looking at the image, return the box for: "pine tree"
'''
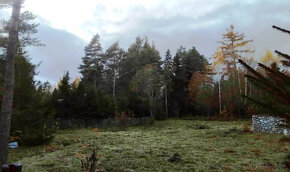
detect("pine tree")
[56,71,72,119]
[163,49,173,118]
[131,64,161,118]
[79,34,103,89]
[170,46,207,117]
[171,46,186,117]
[0,11,43,50]
[117,37,143,93]
[0,0,21,166]
[238,25,290,118]
[104,42,125,98]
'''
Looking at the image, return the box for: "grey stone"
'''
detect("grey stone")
[252,115,289,136]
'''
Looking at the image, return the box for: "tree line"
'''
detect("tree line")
[0,9,209,149]
[0,2,289,167]
[52,35,208,120]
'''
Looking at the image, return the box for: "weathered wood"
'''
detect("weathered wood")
[0,0,22,167]
[1,164,10,172]
[1,163,22,172]
[9,163,22,172]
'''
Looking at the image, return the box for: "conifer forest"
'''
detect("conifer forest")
[0,0,289,171]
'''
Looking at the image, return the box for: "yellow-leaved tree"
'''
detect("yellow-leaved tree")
[212,25,254,118]
[260,50,280,66]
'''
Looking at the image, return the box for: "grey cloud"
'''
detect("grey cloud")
[27,21,87,83]
[97,0,290,60]
[10,0,290,84]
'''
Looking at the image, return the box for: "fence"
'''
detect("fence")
[50,117,153,129]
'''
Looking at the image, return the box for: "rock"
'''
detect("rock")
[252,115,289,136]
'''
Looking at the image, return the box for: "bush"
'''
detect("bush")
[210,108,235,121]
[81,148,100,172]
[114,111,131,130]
[283,154,290,169]
[242,124,252,133]
[11,92,55,146]
[246,105,258,118]
[22,124,54,146]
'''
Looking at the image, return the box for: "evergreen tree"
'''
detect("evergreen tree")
[163,49,173,118]
[103,42,125,99]
[0,50,54,147]
[55,71,72,119]
[0,0,21,166]
[170,46,207,117]
[238,25,290,117]
[118,36,145,92]
[79,34,103,89]
[117,37,162,117]
[131,64,161,118]
[171,46,187,117]
[69,79,87,119]
[0,11,43,50]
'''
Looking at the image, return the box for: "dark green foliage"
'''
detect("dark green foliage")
[116,37,162,117]
[238,26,290,116]
[53,74,114,119]
[163,49,173,118]
[79,34,103,88]
[0,11,43,49]
[170,46,208,117]
[80,37,211,119]
[0,51,55,146]
[0,10,53,147]
[54,71,73,119]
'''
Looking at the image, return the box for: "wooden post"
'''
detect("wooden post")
[10,164,22,172]
[1,164,9,172]
[1,163,22,172]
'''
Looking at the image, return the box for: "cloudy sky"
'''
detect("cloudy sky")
[1,0,290,83]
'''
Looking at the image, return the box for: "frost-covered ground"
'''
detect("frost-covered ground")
[8,120,290,171]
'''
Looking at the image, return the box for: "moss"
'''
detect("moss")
[8,120,290,171]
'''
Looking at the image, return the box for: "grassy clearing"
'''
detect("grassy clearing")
[8,120,290,171]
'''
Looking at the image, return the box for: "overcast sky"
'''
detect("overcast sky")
[1,0,290,84]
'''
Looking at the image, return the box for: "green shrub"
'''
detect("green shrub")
[11,102,55,146]
[22,125,54,146]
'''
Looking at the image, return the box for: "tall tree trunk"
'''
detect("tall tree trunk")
[93,72,97,90]
[150,85,154,119]
[113,68,116,98]
[165,86,168,118]
[249,82,252,98]
[0,0,22,167]
[218,80,222,114]
[244,69,248,104]
[113,67,117,112]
